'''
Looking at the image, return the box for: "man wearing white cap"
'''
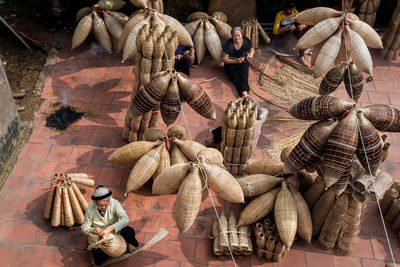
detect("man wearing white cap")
[82,185,139,265]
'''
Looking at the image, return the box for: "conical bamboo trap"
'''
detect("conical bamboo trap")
[43,173,94,227]
[241,17,270,49]
[211,211,253,258]
[377,182,400,239]
[357,0,381,27]
[295,7,382,78]
[72,1,129,53]
[220,98,257,175]
[129,0,164,13]
[185,11,231,64]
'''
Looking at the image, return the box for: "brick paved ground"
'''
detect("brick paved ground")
[0,34,399,266]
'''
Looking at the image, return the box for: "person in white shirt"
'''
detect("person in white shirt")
[82,185,138,265]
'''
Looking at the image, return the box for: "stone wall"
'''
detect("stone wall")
[0,59,21,172]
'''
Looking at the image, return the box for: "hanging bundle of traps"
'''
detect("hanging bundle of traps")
[130,0,164,13]
[43,173,95,227]
[211,211,253,258]
[184,11,231,64]
[381,0,400,60]
[379,182,400,240]
[72,0,129,53]
[241,17,270,49]
[220,98,257,175]
[294,7,382,78]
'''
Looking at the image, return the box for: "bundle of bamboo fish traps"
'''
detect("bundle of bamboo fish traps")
[240,17,270,49]
[43,173,95,227]
[380,182,400,239]
[304,177,367,255]
[253,217,290,262]
[294,7,382,78]
[381,0,400,60]
[153,144,244,233]
[211,211,253,258]
[283,94,400,195]
[130,0,164,13]
[237,174,312,251]
[119,7,193,61]
[357,0,381,27]
[184,11,231,64]
[72,0,128,53]
[220,98,257,175]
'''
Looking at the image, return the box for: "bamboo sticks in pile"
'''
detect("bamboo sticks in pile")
[220,98,257,175]
[381,0,400,60]
[212,212,253,258]
[241,17,270,49]
[43,173,95,227]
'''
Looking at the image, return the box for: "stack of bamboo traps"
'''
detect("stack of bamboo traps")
[304,178,367,255]
[381,0,400,60]
[220,98,257,175]
[237,171,313,250]
[72,0,128,53]
[380,182,400,239]
[43,173,95,227]
[241,17,270,49]
[211,211,253,258]
[152,144,244,233]
[253,217,289,262]
[184,11,231,64]
[294,7,382,78]
[357,0,381,27]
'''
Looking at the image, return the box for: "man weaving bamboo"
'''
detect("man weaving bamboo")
[82,186,139,265]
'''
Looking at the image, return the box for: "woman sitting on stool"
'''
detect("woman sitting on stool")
[222,26,255,98]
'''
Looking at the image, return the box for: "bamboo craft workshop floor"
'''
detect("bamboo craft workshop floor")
[1,34,400,266]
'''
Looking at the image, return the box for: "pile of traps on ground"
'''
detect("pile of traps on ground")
[240,17,270,49]
[380,182,400,239]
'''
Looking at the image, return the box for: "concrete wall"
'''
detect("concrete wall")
[0,59,21,169]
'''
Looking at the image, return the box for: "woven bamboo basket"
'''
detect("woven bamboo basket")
[314,28,342,79]
[187,11,208,22]
[142,35,153,59]
[125,145,162,195]
[198,148,224,167]
[76,7,91,23]
[173,139,206,161]
[288,95,355,121]
[204,163,244,203]
[385,199,400,223]
[295,7,342,25]
[311,41,325,66]
[318,192,349,249]
[167,125,186,140]
[288,184,312,244]
[344,63,364,102]
[122,16,150,62]
[356,110,382,176]
[152,143,170,180]
[67,186,85,224]
[185,19,201,37]
[171,145,189,165]
[156,13,193,47]
[152,163,190,195]
[89,233,127,257]
[131,71,171,116]
[361,104,400,132]
[296,16,344,50]
[304,180,326,211]
[109,11,128,26]
[118,10,146,52]
[323,109,358,188]
[242,159,283,175]
[348,28,373,75]
[280,147,293,163]
[160,77,180,125]
[348,18,383,48]
[319,64,344,95]
[311,188,335,236]
[108,140,160,163]
[193,21,206,64]
[72,13,93,50]
[175,167,202,233]
[213,18,232,42]
[204,20,223,62]
[176,72,216,120]
[237,187,280,227]
[237,174,282,198]
[104,13,123,40]
[218,212,229,250]
[143,127,166,142]
[331,168,351,197]
[283,119,338,174]
[92,12,112,54]
[275,181,297,248]
[95,0,126,10]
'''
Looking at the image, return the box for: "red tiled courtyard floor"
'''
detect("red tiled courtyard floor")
[0,34,400,266]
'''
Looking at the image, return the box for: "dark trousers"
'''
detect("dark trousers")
[174,59,190,76]
[224,61,250,97]
[92,226,139,266]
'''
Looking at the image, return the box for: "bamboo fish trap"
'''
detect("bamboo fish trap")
[380,182,400,239]
[241,17,270,49]
[220,98,257,175]
[43,173,94,227]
